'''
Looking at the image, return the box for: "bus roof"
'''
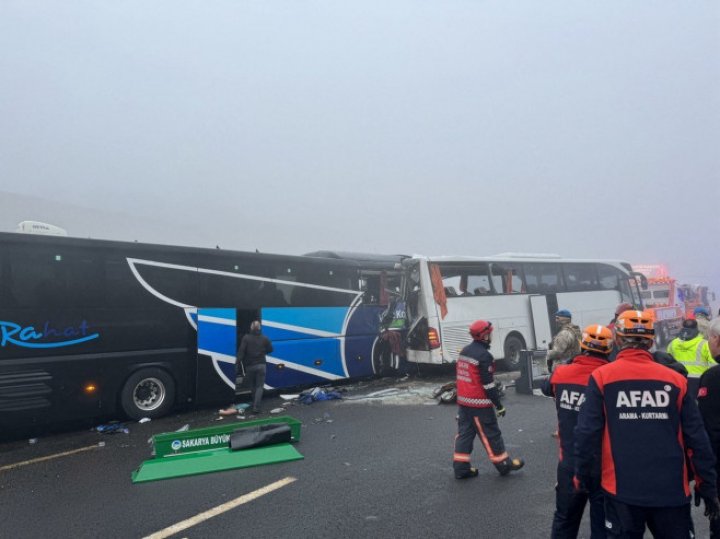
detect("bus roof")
[412,254,634,269]
[0,232,402,270]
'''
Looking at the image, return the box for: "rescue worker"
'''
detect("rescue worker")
[667,318,715,397]
[546,309,582,373]
[607,303,634,361]
[698,318,720,538]
[542,325,613,538]
[452,320,524,479]
[608,302,634,334]
[696,306,712,339]
[574,310,720,537]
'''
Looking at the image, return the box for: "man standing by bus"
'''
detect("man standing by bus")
[221,320,273,415]
[542,325,613,538]
[546,310,582,373]
[453,320,524,479]
[574,310,720,536]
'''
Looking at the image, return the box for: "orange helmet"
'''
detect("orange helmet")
[615,310,654,341]
[581,325,613,355]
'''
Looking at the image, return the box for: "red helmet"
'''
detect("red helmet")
[469,320,493,341]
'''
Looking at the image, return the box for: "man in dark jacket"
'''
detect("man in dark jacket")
[697,318,720,538]
[542,324,613,538]
[238,320,273,413]
[452,320,524,479]
[574,310,720,537]
[221,320,273,415]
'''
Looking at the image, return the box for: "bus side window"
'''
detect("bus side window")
[563,263,598,292]
[11,248,68,308]
[490,263,526,294]
[524,263,563,294]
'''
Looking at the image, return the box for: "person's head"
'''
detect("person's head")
[469,320,493,343]
[613,303,634,320]
[581,324,614,356]
[679,318,699,341]
[694,306,711,320]
[708,318,720,358]
[250,320,262,334]
[614,310,655,351]
[555,309,572,326]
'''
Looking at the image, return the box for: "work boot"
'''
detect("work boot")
[455,467,479,480]
[496,457,524,476]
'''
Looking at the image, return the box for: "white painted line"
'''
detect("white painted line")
[143,476,297,539]
[0,444,102,472]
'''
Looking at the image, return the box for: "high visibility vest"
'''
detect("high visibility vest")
[666,335,716,377]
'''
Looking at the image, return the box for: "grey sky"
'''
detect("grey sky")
[1,1,718,289]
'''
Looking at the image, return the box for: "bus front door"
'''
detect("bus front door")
[530,295,553,351]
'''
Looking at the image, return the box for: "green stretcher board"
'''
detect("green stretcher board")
[131,443,303,483]
[132,416,303,483]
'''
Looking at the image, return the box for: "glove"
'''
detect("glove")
[495,406,506,418]
[695,487,720,520]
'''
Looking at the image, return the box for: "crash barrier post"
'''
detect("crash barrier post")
[515,349,548,395]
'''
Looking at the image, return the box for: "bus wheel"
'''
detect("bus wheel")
[120,368,175,420]
[372,341,394,376]
[500,334,525,371]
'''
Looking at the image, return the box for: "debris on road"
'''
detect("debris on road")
[299,387,342,404]
[95,422,129,434]
[138,417,151,424]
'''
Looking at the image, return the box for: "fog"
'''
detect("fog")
[1,1,718,290]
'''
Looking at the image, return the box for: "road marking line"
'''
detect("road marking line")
[0,444,101,472]
[143,476,297,539]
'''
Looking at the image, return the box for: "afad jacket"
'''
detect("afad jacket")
[541,353,608,473]
[574,347,718,507]
[456,340,501,409]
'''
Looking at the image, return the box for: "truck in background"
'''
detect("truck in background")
[633,264,684,347]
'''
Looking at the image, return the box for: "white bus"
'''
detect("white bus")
[399,254,645,370]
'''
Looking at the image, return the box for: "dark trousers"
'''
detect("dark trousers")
[244,363,266,410]
[552,466,606,539]
[603,498,692,538]
[453,406,507,475]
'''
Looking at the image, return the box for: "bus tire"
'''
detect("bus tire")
[372,339,396,376]
[499,334,525,371]
[120,368,176,420]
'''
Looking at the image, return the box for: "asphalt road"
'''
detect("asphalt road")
[0,371,713,539]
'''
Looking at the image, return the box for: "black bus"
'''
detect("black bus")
[0,232,403,432]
